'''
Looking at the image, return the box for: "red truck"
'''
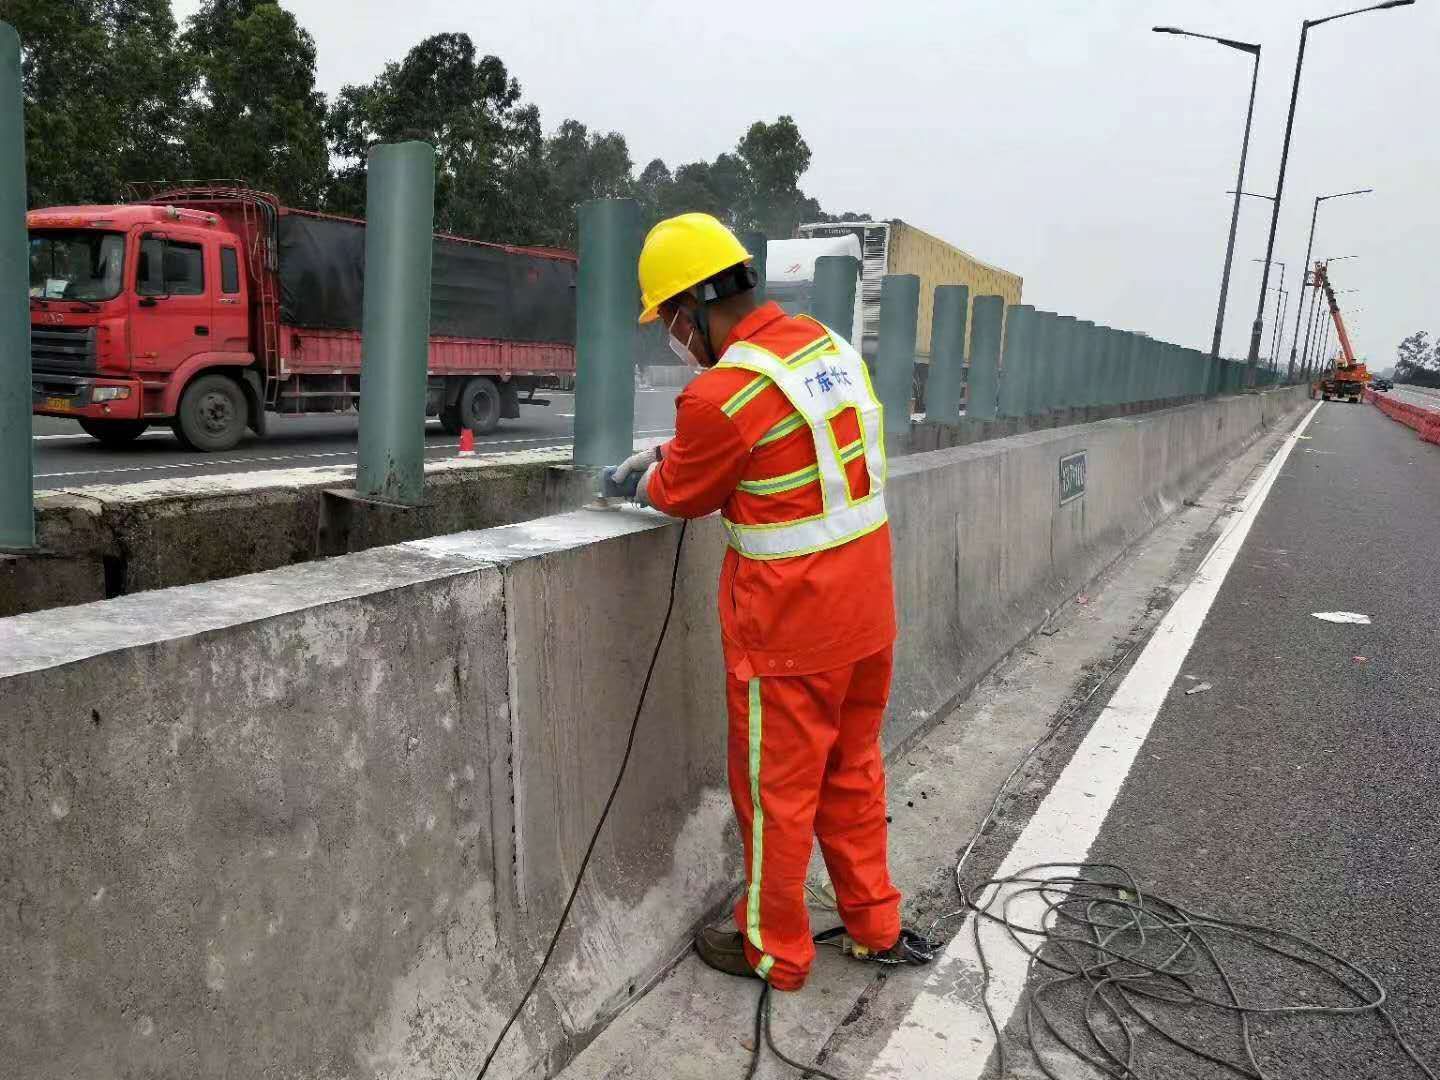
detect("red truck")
[27,182,576,451]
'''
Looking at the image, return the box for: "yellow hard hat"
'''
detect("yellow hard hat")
[637,213,752,324]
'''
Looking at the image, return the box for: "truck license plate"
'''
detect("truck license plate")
[44,396,72,411]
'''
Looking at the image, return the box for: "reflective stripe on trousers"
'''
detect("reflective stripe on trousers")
[726,647,903,991]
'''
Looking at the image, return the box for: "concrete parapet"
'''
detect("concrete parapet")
[0,385,1309,1078]
[8,447,609,617]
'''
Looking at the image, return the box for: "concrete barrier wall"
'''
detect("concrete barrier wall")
[5,392,1229,621]
[5,448,596,617]
[0,386,1307,1078]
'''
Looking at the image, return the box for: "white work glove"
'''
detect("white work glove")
[604,446,660,504]
[611,446,657,485]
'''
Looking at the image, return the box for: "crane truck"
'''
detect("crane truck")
[1311,260,1368,404]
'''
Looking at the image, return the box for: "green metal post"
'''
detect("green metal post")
[876,274,919,438]
[996,303,1032,417]
[1134,338,1147,402]
[1095,326,1115,407]
[1077,321,1094,408]
[741,230,767,305]
[1068,319,1094,410]
[1043,315,1069,413]
[1129,333,1146,405]
[1141,339,1158,402]
[573,198,642,467]
[1105,328,1128,408]
[0,22,31,549]
[1120,333,1138,405]
[813,255,859,344]
[355,142,436,506]
[1098,326,1117,405]
[925,285,968,422]
[1029,311,1055,414]
[965,294,1003,421]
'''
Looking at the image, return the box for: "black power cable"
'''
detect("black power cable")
[918,638,1438,1078]
[957,863,1438,1079]
[474,520,688,1080]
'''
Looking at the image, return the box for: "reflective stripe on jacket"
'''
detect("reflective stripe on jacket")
[716,322,888,560]
[645,302,897,677]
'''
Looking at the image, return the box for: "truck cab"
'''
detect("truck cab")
[28,205,257,447]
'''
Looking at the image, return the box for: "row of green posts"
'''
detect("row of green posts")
[747,257,1257,437]
[0,79,1264,551]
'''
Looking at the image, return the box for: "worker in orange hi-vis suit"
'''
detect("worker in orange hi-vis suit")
[604,213,934,991]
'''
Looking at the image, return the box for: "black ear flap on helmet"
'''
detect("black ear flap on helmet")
[684,261,759,368]
[696,262,759,304]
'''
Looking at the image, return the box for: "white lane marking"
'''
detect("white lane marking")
[33,418,447,442]
[33,428,676,480]
[1311,611,1371,624]
[868,400,1323,1078]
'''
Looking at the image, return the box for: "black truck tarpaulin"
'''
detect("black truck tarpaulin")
[277,213,576,344]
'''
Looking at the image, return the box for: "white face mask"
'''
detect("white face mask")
[665,308,699,368]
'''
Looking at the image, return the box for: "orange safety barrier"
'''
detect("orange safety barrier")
[1366,388,1440,445]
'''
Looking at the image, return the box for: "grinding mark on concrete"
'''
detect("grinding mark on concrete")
[552,789,737,1033]
[362,877,524,1080]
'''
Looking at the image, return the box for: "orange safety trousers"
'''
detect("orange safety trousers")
[726,646,902,991]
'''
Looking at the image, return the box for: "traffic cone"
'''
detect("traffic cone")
[458,428,475,457]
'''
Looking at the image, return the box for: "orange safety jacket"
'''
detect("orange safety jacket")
[646,302,897,678]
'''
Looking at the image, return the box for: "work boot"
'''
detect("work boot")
[693,927,761,980]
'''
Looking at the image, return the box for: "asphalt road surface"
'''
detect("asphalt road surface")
[1387,384,1440,413]
[31,388,681,489]
[1075,399,1440,1076]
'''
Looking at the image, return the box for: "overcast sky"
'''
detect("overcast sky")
[172,0,1436,365]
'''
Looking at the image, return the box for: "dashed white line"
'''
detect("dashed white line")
[869,400,1324,1077]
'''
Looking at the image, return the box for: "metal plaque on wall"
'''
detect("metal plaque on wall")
[1059,450,1087,505]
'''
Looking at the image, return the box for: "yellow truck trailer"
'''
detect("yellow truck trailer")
[796,219,1022,361]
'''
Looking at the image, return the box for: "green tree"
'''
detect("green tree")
[179,0,329,205]
[735,115,813,238]
[1394,331,1439,386]
[3,0,189,205]
[540,119,633,247]
[325,33,549,242]
[629,117,851,239]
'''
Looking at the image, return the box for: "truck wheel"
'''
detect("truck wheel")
[438,405,462,435]
[173,373,247,452]
[77,418,148,447]
[458,376,502,435]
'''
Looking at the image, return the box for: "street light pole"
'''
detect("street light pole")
[1247,0,1413,382]
[1154,27,1261,387]
[1302,280,1327,379]
[1275,287,1290,373]
[1253,257,1286,367]
[1286,190,1371,381]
